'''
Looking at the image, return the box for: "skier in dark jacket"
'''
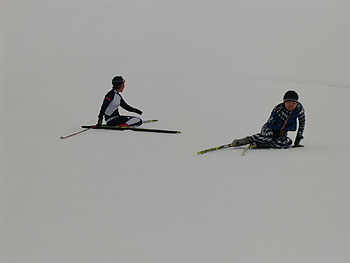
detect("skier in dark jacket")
[232,90,306,149]
[97,76,143,127]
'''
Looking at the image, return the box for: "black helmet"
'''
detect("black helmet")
[283,90,299,102]
[112,76,125,88]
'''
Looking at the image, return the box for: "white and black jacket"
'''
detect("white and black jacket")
[98,89,142,123]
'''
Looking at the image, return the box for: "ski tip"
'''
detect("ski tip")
[197,150,208,155]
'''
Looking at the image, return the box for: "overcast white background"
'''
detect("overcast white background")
[1,1,350,263]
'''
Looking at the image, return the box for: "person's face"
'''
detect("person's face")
[117,82,125,92]
[284,101,297,111]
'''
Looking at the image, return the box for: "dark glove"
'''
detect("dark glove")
[293,135,304,148]
[134,109,143,115]
[96,118,103,127]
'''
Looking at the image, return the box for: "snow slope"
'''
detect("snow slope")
[1,1,350,263]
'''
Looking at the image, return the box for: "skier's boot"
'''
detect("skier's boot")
[117,123,130,128]
[232,136,251,147]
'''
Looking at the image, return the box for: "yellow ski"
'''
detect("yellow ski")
[197,143,233,155]
[241,144,255,156]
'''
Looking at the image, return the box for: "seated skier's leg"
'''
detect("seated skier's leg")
[107,116,142,127]
[248,126,274,148]
[232,136,252,147]
[106,116,129,126]
[125,116,142,127]
[270,136,292,149]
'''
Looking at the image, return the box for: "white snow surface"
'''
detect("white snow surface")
[1,1,350,263]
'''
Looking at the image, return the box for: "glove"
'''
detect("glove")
[293,135,304,148]
[134,109,143,115]
[96,118,103,127]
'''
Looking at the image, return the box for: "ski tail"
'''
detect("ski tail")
[241,144,254,156]
[143,119,158,124]
[197,143,233,155]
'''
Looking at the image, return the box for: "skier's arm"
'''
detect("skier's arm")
[97,96,112,124]
[120,97,142,115]
[293,104,306,147]
[296,105,306,138]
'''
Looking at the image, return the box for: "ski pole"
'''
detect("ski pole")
[60,125,97,140]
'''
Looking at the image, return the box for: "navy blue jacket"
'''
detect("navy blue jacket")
[265,102,305,137]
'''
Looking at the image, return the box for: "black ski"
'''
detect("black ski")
[81,125,181,134]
